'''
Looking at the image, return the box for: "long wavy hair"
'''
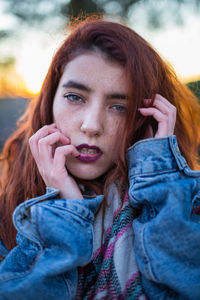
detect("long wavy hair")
[1,18,200,250]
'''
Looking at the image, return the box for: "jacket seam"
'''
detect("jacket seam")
[140,225,158,282]
[37,203,94,223]
[129,168,178,179]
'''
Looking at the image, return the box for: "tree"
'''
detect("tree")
[1,0,200,38]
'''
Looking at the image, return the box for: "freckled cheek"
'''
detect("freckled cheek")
[53,113,72,137]
[107,122,123,154]
[108,119,124,136]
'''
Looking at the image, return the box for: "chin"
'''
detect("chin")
[66,162,108,181]
[69,169,104,180]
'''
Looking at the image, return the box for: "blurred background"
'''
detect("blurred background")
[0,0,200,150]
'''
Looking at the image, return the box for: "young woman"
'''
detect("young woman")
[0,19,200,300]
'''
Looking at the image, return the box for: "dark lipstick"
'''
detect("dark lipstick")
[76,144,102,163]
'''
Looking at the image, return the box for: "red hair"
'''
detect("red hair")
[1,18,200,250]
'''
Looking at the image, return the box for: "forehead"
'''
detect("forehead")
[59,53,128,93]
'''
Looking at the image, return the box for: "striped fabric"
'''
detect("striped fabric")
[76,184,147,300]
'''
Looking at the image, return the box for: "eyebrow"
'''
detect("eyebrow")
[62,80,127,101]
[62,80,91,92]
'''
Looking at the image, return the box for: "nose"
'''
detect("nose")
[80,105,104,137]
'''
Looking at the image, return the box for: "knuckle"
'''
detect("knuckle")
[29,136,34,145]
[29,134,37,144]
[55,131,61,139]
[55,144,73,154]
[42,125,49,136]
[40,125,49,135]
[169,103,176,111]
[172,106,177,114]
[38,138,46,147]
[66,145,75,154]
[168,107,176,118]
[29,139,37,153]
[67,145,74,151]
[54,147,66,158]
[50,131,61,142]
[43,125,48,131]
[55,146,63,154]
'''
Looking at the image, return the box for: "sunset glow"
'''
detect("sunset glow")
[0,65,32,98]
[0,7,200,97]
[16,16,200,95]
[14,31,65,95]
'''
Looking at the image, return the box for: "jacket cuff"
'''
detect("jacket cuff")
[126,135,188,177]
[13,189,103,246]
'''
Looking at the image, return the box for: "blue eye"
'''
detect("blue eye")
[111,104,127,113]
[64,93,83,103]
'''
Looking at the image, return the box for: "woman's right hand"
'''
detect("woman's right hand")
[29,123,83,199]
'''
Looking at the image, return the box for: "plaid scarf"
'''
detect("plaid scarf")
[76,184,147,300]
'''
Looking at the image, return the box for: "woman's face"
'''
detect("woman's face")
[53,52,128,180]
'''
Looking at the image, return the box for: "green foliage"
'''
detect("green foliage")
[61,0,103,17]
[0,30,13,39]
[187,80,200,101]
[1,0,200,38]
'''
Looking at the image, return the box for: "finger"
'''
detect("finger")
[29,124,60,161]
[32,125,60,144]
[140,107,176,137]
[153,97,176,134]
[53,145,80,176]
[140,94,176,136]
[139,107,170,137]
[154,94,176,110]
[144,94,176,112]
[139,107,166,121]
[153,99,173,115]
[144,95,176,113]
[38,132,70,173]
[43,145,81,196]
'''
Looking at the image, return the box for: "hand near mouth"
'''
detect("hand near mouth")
[29,123,83,199]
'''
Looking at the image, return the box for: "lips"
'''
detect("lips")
[76,144,103,163]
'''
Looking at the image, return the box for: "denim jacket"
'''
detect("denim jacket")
[0,135,200,300]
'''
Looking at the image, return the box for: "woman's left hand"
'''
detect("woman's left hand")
[139,94,176,138]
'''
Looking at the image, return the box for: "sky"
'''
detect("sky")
[130,8,200,82]
[0,1,200,95]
